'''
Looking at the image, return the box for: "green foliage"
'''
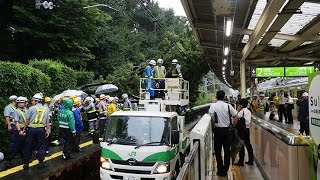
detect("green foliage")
[29,59,77,95]
[0,61,51,153]
[194,91,214,106]
[76,71,95,87]
[105,63,140,95]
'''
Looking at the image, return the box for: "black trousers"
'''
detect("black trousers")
[214,127,231,173]
[6,129,25,162]
[59,128,74,157]
[287,106,293,123]
[73,133,81,151]
[278,104,287,122]
[238,128,254,163]
[300,120,310,135]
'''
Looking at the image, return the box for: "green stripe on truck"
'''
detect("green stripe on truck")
[101,148,122,160]
[143,145,179,162]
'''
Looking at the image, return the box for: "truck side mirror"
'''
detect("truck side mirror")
[171,130,179,145]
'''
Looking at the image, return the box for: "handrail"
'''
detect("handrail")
[177,140,200,180]
[252,116,310,146]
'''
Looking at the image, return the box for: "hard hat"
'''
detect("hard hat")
[259,93,265,97]
[106,95,110,99]
[100,94,106,99]
[114,97,119,101]
[172,59,178,64]
[44,97,52,103]
[302,92,309,97]
[73,98,80,105]
[9,95,18,101]
[22,97,28,102]
[109,97,115,102]
[122,93,128,99]
[69,95,77,99]
[16,96,26,103]
[149,60,156,66]
[0,152,4,161]
[157,59,164,64]
[85,97,91,102]
[32,93,43,101]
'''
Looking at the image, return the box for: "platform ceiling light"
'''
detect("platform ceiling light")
[225,19,232,37]
[222,66,226,71]
[222,71,225,75]
[224,47,229,56]
[223,59,227,65]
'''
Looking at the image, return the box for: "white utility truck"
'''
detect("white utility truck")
[100,78,190,180]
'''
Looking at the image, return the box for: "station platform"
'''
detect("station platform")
[0,135,101,180]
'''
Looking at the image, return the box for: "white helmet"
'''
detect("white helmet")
[16,96,26,103]
[149,60,156,66]
[172,59,178,64]
[109,97,115,103]
[302,92,309,97]
[9,95,18,101]
[32,93,43,101]
[0,152,4,161]
[114,97,119,101]
[157,59,164,64]
[100,94,106,99]
[122,93,128,99]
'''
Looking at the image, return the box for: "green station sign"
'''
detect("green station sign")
[285,66,315,77]
[255,67,285,77]
[251,66,316,78]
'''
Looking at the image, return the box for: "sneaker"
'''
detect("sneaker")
[23,164,29,170]
[62,154,74,160]
[245,161,254,165]
[38,162,48,169]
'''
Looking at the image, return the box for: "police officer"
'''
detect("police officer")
[23,93,50,169]
[209,90,238,177]
[3,95,17,167]
[122,93,132,111]
[4,96,26,168]
[83,97,98,135]
[171,59,182,78]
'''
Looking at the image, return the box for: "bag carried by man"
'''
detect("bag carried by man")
[228,105,244,163]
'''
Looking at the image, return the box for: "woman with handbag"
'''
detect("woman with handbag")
[234,98,254,166]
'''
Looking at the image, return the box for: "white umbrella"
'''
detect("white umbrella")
[95,84,118,94]
[60,89,87,97]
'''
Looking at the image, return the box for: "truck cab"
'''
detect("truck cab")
[100,111,181,180]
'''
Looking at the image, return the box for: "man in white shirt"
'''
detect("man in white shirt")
[234,99,254,166]
[285,93,294,124]
[209,90,238,177]
[278,90,287,122]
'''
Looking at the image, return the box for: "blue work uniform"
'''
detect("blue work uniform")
[24,103,50,164]
[3,104,17,156]
[73,107,83,151]
[145,65,155,98]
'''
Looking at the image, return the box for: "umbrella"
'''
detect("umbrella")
[60,89,87,98]
[95,84,118,94]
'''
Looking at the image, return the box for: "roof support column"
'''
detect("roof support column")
[240,60,246,98]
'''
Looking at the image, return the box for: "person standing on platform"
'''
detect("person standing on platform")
[298,92,309,135]
[72,98,84,152]
[3,95,17,167]
[83,97,98,135]
[285,93,294,124]
[122,93,132,111]
[278,90,287,123]
[234,99,254,166]
[153,59,167,98]
[23,93,50,169]
[209,90,238,177]
[256,92,268,120]
[171,59,182,78]
[98,94,108,136]
[43,97,52,156]
[145,60,156,100]
[58,98,76,160]
[4,97,26,168]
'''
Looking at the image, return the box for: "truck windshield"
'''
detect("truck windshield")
[104,116,169,146]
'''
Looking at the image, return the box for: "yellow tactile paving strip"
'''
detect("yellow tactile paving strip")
[231,166,244,180]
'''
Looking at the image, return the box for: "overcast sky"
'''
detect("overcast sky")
[156,0,186,16]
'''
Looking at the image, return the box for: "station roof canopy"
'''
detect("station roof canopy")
[181,0,320,87]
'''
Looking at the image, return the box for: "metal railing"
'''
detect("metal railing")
[177,140,201,180]
[139,78,189,102]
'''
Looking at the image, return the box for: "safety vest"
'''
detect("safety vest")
[16,108,26,128]
[154,66,165,78]
[258,100,266,111]
[29,107,47,128]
